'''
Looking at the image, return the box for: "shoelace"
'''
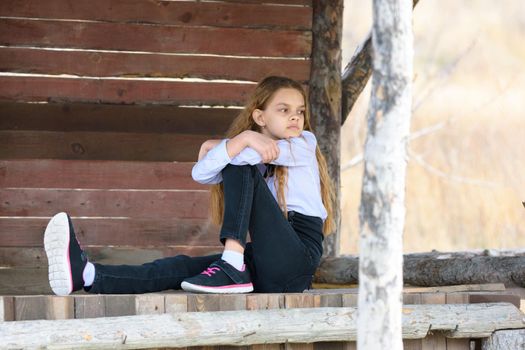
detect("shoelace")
[201,267,221,277]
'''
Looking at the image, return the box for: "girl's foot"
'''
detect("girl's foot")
[44,212,88,296]
[181,260,254,294]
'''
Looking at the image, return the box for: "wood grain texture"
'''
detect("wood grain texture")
[135,294,165,315]
[446,339,471,350]
[247,294,284,350]
[0,217,216,246]
[0,130,209,161]
[0,18,311,57]
[421,334,446,350]
[314,293,347,350]
[165,294,188,314]
[402,339,422,350]
[0,188,210,218]
[469,293,521,309]
[0,296,15,321]
[1,303,523,347]
[316,254,525,288]
[0,0,312,30]
[284,294,318,350]
[0,246,223,268]
[45,296,74,320]
[0,47,311,82]
[0,101,237,134]
[74,295,106,319]
[0,268,51,295]
[0,76,254,106]
[308,0,343,257]
[104,295,136,317]
[0,159,204,190]
[13,295,48,321]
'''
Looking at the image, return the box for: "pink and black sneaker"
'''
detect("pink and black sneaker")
[44,212,88,296]
[181,259,254,294]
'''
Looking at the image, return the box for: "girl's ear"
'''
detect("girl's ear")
[252,109,265,127]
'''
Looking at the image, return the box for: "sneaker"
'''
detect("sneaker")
[181,259,254,294]
[44,212,88,296]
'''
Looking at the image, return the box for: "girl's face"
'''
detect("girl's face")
[252,88,306,140]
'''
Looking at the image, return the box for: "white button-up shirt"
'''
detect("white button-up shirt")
[192,131,327,221]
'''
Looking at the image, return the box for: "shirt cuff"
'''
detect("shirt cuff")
[208,138,231,164]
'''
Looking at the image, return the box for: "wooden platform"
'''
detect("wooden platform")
[1,284,524,349]
[1,283,520,321]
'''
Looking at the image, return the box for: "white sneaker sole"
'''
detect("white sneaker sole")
[44,212,73,296]
[181,281,253,294]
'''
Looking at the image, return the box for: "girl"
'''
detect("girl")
[44,76,334,295]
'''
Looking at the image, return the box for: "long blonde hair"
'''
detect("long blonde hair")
[209,76,335,235]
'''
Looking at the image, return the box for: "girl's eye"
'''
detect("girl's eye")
[298,110,305,115]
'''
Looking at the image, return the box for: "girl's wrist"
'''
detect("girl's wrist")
[240,130,252,148]
[226,131,250,159]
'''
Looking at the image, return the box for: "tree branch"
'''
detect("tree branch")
[341,0,420,125]
[315,250,525,287]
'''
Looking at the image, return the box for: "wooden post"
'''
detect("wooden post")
[309,0,343,257]
[357,0,413,349]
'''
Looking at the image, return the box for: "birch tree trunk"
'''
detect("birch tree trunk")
[357,0,413,349]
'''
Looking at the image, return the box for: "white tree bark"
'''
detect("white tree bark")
[481,329,525,350]
[357,0,413,349]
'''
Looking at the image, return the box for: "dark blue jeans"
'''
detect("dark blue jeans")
[89,165,324,293]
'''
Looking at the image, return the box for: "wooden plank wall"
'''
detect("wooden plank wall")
[0,0,313,160]
[0,0,314,294]
[0,0,312,105]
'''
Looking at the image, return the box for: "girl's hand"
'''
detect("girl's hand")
[198,139,221,161]
[243,130,280,163]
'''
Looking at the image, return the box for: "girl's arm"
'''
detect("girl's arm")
[197,139,221,161]
[197,132,279,162]
[192,131,279,184]
[230,131,316,167]
[230,131,279,163]
[192,131,315,184]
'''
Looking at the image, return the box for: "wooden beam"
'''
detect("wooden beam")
[0,159,205,190]
[0,304,523,348]
[309,0,343,257]
[0,76,254,106]
[0,47,311,83]
[0,188,210,219]
[0,0,312,30]
[0,18,312,58]
[315,252,525,287]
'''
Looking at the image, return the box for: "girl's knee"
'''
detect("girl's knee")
[222,164,258,179]
[223,164,253,172]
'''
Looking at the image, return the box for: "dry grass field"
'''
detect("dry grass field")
[340,0,525,253]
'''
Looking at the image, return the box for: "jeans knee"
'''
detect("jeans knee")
[223,164,252,174]
[222,164,258,181]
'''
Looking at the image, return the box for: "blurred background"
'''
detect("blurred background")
[340,0,525,254]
